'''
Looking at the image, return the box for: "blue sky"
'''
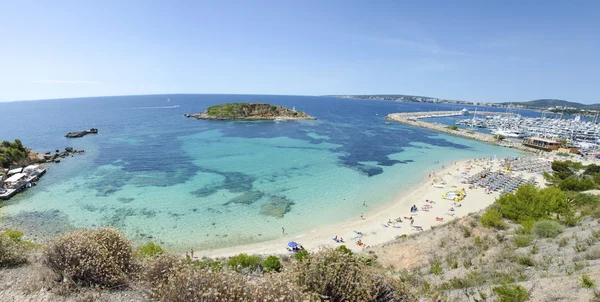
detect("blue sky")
[1,1,599,103]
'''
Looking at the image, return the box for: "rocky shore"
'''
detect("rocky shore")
[386,111,538,153]
[39,147,85,164]
[185,103,316,121]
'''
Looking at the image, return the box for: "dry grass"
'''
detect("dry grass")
[43,228,136,287]
[144,256,308,301]
[294,248,414,301]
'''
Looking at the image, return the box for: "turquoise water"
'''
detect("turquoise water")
[0,95,523,251]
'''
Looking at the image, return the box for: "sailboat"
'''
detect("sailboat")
[167,98,171,103]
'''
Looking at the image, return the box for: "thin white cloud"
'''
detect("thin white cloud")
[349,34,471,57]
[32,80,105,84]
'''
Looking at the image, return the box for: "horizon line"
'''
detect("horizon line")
[0,93,590,105]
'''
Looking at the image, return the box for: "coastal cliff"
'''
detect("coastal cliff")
[185,103,316,120]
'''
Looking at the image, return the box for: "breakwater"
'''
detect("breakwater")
[386,111,536,153]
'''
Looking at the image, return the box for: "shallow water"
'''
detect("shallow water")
[0,95,526,250]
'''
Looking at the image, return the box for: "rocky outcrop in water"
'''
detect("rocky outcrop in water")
[185,103,316,121]
[40,147,85,164]
[65,128,98,138]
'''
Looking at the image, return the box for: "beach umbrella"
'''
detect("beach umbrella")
[288,242,298,248]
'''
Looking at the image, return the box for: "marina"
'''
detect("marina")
[389,109,600,155]
[455,113,600,146]
[386,111,538,152]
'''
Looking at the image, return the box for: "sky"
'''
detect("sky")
[1,1,599,103]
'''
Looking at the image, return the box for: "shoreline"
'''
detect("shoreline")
[193,156,546,259]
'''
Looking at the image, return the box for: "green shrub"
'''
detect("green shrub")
[496,184,571,226]
[558,237,569,247]
[429,261,443,275]
[558,177,596,191]
[480,208,506,229]
[190,259,223,272]
[136,242,165,258]
[440,271,486,290]
[517,256,536,267]
[227,253,263,273]
[446,125,459,130]
[336,245,353,255]
[3,229,24,241]
[43,228,135,287]
[493,283,528,302]
[295,250,309,261]
[513,235,534,248]
[0,233,27,267]
[263,256,282,273]
[294,248,414,301]
[582,273,596,288]
[532,220,564,238]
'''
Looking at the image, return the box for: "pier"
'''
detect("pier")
[0,165,47,200]
[386,111,537,153]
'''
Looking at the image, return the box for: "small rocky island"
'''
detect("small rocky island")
[184,103,316,121]
[65,128,98,138]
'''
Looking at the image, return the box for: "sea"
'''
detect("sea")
[0,95,532,251]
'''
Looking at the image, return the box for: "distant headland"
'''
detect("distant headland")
[184,103,316,121]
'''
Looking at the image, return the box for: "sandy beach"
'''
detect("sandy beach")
[194,156,549,259]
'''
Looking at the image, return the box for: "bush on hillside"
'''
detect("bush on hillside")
[336,245,353,255]
[492,283,528,302]
[558,177,596,191]
[496,184,571,226]
[227,253,262,273]
[142,253,187,295]
[480,208,506,229]
[149,266,308,302]
[43,228,135,287]
[293,248,414,301]
[551,161,581,180]
[295,249,309,261]
[263,256,282,273]
[136,242,165,258]
[513,235,534,248]
[0,232,27,268]
[584,164,600,175]
[532,220,564,238]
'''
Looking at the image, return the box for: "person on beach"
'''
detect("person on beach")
[363,201,366,206]
[360,213,364,219]
[282,227,285,234]
[191,249,194,258]
[410,217,414,226]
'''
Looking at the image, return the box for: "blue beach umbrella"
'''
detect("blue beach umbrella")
[288,242,298,248]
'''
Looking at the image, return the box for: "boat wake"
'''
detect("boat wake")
[133,105,180,109]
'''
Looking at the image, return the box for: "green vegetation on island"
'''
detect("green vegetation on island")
[184,103,316,120]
